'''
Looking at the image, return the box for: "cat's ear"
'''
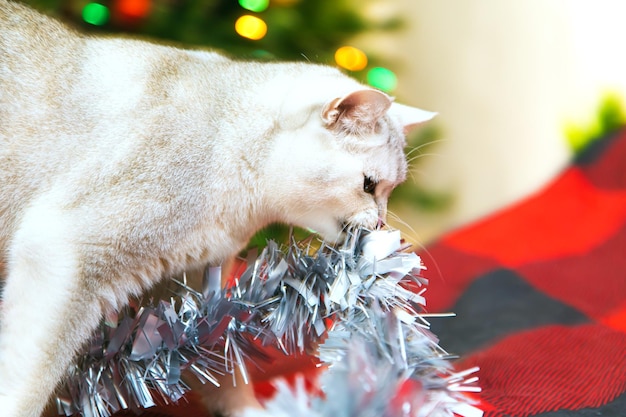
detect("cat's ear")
[322,89,392,133]
[390,102,437,135]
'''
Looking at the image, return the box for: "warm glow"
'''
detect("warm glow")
[235,15,268,40]
[115,0,151,19]
[334,46,368,71]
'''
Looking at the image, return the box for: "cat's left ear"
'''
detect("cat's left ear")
[389,102,437,135]
[322,89,392,133]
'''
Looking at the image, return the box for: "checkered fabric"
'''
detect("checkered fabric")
[425,129,626,417]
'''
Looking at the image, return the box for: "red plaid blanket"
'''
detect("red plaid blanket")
[425,128,626,416]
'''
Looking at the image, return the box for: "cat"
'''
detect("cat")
[0,1,435,416]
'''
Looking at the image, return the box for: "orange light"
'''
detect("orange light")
[334,46,368,71]
[235,15,268,41]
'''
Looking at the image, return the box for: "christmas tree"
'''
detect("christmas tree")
[23,0,402,93]
[20,0,445,244]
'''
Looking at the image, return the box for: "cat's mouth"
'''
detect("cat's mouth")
[334,214,382,243]
[309,210,380,244]
[314,219,348,244]
[345,209,379,231]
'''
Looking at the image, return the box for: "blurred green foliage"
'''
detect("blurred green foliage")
[24,0,400,65]
[565,93,626,153]
[392,124,451,212]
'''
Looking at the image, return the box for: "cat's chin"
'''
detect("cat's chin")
[311,213,380,244]
[312,226,345,245]
[303,219,347,245]
[318,229,347,245]
[315,219,370,245]
[344,211,379,233]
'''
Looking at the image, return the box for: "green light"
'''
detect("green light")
[367,67,398,93]
[82,2,110,26]
[239,0,269,13]
[252,49,274,60]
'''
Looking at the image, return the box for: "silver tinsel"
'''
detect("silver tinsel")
[56,229,482,417]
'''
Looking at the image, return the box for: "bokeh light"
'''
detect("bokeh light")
[367,67,398,92]
[334,46,368,71]
[235,15,268,40]
[252,49,274,59]
[114,0,151,20]
[239,0,269,13]
[82,2,110,26]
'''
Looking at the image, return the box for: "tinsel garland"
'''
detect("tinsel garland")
[55,229,482,417]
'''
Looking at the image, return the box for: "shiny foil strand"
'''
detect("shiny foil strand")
[56,228,482,417]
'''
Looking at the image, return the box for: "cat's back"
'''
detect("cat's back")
[0,1,184,242]
[0,0,86,129]
[0,0,252,254]
[0,0,81,81]
[1,0,70,37]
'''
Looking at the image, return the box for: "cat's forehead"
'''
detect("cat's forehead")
[382,112,409,147]
[335,111,406,150]
[351,120,408,183]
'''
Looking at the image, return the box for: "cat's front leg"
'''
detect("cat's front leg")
[176,268,266,417]
[0,204,102,417]
[184,366,264,417]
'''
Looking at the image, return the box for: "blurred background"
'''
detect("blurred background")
[21,0,626,244]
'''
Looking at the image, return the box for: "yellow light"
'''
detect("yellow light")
[334,46,368,71]
[235,15,268,41]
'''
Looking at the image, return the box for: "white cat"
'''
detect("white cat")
[0,1,435,416]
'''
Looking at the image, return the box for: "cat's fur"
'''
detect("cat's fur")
[0,1,434,416]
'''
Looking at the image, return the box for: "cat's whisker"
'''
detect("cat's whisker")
[405,138,446,157]
[407,151,444,165]
[406,150,450,183]
[406,165,432,184]
[405,137,447,169]
[405,165,424,183]
[385,210,445,282]
[385,211,419,242]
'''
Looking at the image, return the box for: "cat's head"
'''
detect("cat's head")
[265,85,435,243]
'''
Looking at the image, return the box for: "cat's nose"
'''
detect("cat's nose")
[376,200,388,228]
[374,180,394,202]
[374,180,394,226]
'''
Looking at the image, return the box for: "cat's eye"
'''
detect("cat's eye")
[363,176,377,195]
